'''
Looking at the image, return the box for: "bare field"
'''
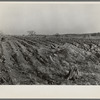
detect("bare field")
[0,34,100,85]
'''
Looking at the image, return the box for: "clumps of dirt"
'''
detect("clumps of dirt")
[0,35,100,85]
[33,43,81,84]
[33,41,100,85]
[1,37,5,42]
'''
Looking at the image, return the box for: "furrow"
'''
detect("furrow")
[1,41,21,84]
[15,40,55,84]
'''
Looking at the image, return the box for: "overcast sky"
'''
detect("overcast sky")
[0,2,100,35]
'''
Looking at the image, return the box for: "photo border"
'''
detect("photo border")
[0,0,100,99]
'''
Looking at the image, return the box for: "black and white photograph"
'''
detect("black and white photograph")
[0,2,100,85]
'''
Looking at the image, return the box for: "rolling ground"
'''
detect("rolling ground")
[0,34,100,85]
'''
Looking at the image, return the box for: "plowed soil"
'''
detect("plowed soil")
[0,35,100,85]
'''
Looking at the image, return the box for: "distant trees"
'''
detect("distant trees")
[91,32,100,36]
[55,33,60,37]
[27,30,36,36]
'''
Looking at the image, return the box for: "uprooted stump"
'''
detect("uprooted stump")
[66,63,79,81]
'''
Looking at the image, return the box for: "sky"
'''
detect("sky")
[0,2,100,35]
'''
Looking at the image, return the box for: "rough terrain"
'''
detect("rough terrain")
[0,34,100,85]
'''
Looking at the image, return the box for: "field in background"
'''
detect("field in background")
[0,33,100,85]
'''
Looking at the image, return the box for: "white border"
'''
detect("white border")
[0,86,100,98]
